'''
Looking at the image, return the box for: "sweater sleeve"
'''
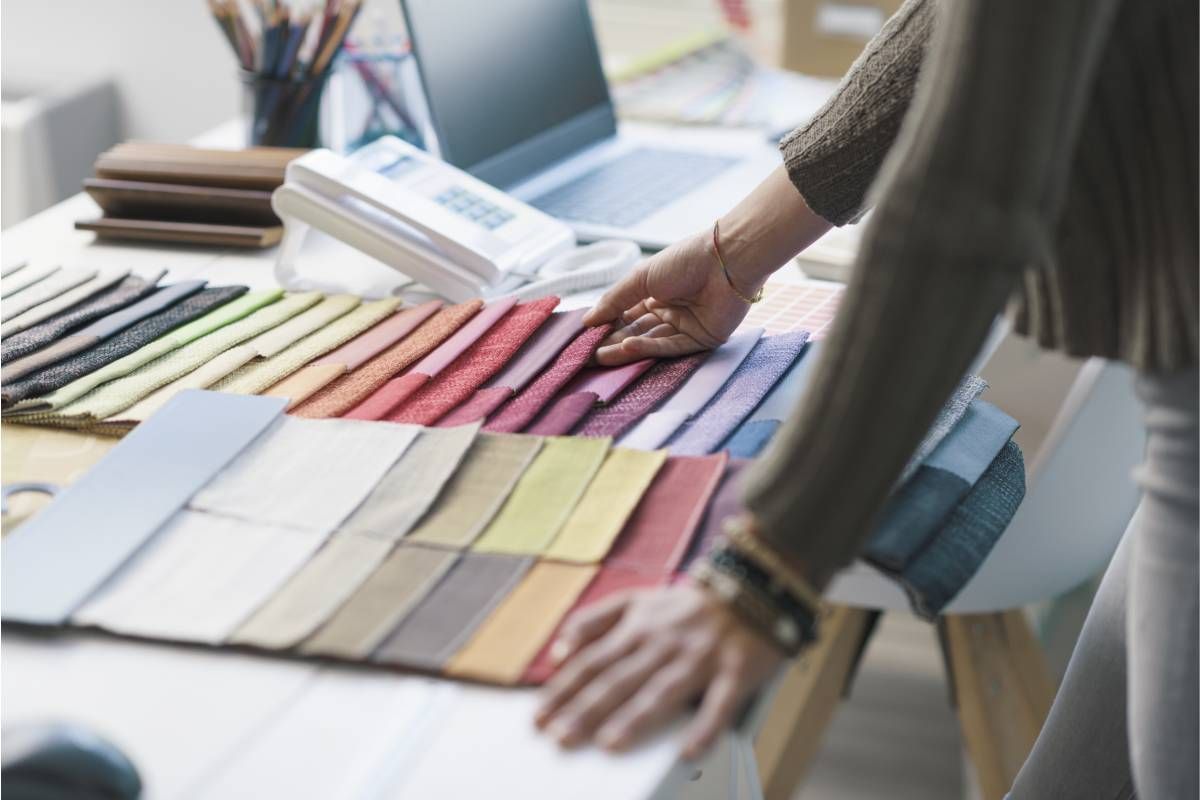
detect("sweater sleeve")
[778,0,935,225]
[742,0,1120,589]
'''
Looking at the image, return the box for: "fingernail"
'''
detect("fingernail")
[550,721,581,747]
[597,726,626,752]
[549,639,572,665]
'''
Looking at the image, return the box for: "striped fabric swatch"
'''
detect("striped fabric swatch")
[1,268,97,320]
[667,331,809,455]
[2,287,248,408]
[2,269,132,337]
[301,544,459,659]
[371,552,533,671]
[386,297,559,426]
[10,290,282,417]
[212,297,402,400]
[338,424,479,542]
[679,458,751,571]
[607,453,729,574]
[436,308,587,428]
[620,329,762,450]
[295,300,482,418]
[446,561,598,685]
[46,292,320,427]
[576,353,707,439]
[544,448,667,563]
[2,281,208,382]
[2,272,164,362]
[473,436,610,555]
[406,433,545,549]
[191,416,420,534]
[483,324,611,433]
[343,299,511,421]
[105,295,358,427]
[0,263,59,298]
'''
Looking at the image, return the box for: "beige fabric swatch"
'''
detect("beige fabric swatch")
[445,561,598,684]
[301,544,459,659]
[0,263,59,298]
[1,269,131,337]
[406,433,545,549]
[544,447,667,563]
[339,423,480,542]
[191,416,420,534]
[231,533,393,650]
[472,436,611,555]
[1,268,98,320]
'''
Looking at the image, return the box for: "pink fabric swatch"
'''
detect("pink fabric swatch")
[343,372,429,421]
[436,385,514,428]
[524,391,598,436]
[576,353,707,439]
[563,359,655,404]
[311,300,443,370]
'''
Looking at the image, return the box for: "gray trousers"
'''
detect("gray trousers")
[1010,369,1199,799]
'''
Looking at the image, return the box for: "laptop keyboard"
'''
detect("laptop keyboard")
[531,148,737,228]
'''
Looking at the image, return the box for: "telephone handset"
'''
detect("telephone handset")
[272,136,579,302]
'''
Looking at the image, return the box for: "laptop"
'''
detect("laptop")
[400,0,781,250]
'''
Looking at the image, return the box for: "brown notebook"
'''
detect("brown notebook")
[75,217,283,248]
[83,178,279,226]
[94,142,307,191]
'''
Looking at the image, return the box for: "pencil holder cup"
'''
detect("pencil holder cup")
[322,50,426,154]
[240,69,332,148]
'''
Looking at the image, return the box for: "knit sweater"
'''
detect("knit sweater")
[743,0,1198,586]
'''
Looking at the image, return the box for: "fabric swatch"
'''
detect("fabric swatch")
[565,359,656,404]
[620,329,763,450]
[2,280,208,382]
[1,260,26,278]
[744,340,821,424]
[191,416,420,534]
[214,298,403,401]
[667,331,810,455]
[231,533,394,650]
[299,300,482,418]
[865,400,1019,571]
[301,544,459,659]
[576,353,707,439]
[0,263,58,298]
[473,436,611,555]
[1,268,97,320]
[73,509,325,645]
[483,324,611,433]
[899,374,989,484]
[607,453,729,574]
[47,291,318,426]
[2,287,248,408]
[899,441,1026,619]
[343,299,511,420]
[679,458,752,571]
[1,272,164,362]
[10,290,280,417]
[371,552,533,671]
[406,433,545,549]
[523,565,663,684]
[338,424,480,542]
[106,294,357,426]
[386,297,559,425]
[723,419,783,458]
[524,391,599,436]
[545,448,667,563]
[446,561,598,685]
[307,299,443,371]
[1,269,131,337]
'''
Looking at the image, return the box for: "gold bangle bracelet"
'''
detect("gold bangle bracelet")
[712,220,764,305]
[722,515,823,613]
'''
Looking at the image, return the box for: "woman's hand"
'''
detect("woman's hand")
[534,582,785,759]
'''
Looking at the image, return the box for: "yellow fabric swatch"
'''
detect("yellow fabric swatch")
[472,436,610,555]
[544,447,666,563]
[445,561,597,685]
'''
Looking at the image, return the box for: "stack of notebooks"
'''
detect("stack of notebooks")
[75,142,307,248]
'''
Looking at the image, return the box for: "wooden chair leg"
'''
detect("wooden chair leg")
[753,605,875,800]
[940,610,1055,800]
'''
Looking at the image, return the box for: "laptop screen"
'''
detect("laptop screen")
[402,0,615,188]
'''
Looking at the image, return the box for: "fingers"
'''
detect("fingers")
[536,630,639,729]
[604,312,663,348]
[681,666,747,760]
[595,659,708,752]
[550,591,632,667]
[594,333,705,366]
[545,642,680,748]
[583,268,650,327]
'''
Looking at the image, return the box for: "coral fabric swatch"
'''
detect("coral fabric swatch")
[406,433,545,549]
[607,453,729,574]
[473,436,611,555]
[446,562,598,685]
[576,353,707,439]
[309,299,443,371]
[483,324,610,433]
[386,297,558,425]
[545,448,667,563]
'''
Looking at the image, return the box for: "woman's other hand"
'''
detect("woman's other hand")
[533,582,785,760]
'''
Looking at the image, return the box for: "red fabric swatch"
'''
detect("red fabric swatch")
[524,391,597,436]
[606,453,729,574]
[386,297,559,426]
[483,324,610,433]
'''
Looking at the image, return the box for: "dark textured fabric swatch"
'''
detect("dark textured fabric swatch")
[1,273,162,362]
[2,286,248,406]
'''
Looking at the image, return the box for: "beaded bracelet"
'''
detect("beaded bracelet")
[722,516,823,613]
[690,560,809,657]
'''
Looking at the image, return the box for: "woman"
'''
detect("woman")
[533,0,1198,796]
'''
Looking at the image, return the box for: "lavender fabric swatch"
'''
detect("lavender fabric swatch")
[722,419,782,458]
[525,391,599,436]
[667,331,810,456]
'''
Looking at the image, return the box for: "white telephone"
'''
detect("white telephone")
[272,137,639,302]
